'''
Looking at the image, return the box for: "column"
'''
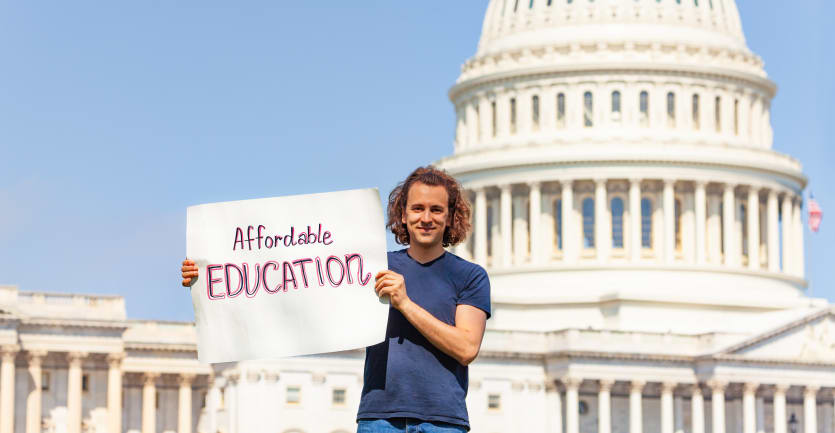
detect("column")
[179,374,196,433]
[710,380,727,433]
[490,198,502,265]
[695,181,707,265]
[530,182,543,264]
[674,395,685,433]
[512,194,527,264]
[743,383,758,433]
[0,345,19,433]
[630,178,642,262]
[466,100,479,148]
[661,382,675,433]
[595,178,609,262]
[748,188,761,269]
[142,372,159,433]
[500,184,513,267]
[565,377,581,433]
[804,386,819,433]
[630,380,645,433]
[107,353,124,433]
[26,351,47,433]
[692,385,705,433]
[206,374,220,433]
[781,194,793,273]
[598,380,614,433]
[774,384,788,433]
[562,180,577,263]
[545,381,563,433]
[664,179,676,263]
[793,197,805,278]
[767,190,780,272]
[707,193,722,264]
[67,351,86,433]
[722,184,737,266]
[474,188,488,265]
[756,396,766,433]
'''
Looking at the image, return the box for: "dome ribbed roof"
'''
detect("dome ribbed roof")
[476,0,748,57]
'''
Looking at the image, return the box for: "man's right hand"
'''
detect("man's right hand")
[182,259,198,287]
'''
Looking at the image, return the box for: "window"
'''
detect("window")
[155,392,160,409]
[514,0,519,12]
[692,94,700,130]
[639,91,649,127]
[510,98,517,134]
[532,95,540,130]
[611,198,624,249]
[675,199,683,252]
[741,202,748,257]
[42,371,50,391]
[641,198,653,248]
[201,392,207,408]
[734,99,739,135]
[667,92,676,128]
[557,93,566,128]
[474,105,480,141]
[582,197,595,248]
[583,91,593,127]
[555,199,563,251]
[719,201,724,254]
[611,91,621,121]
[332,388,346,406]
[715,96,722,132]
[491,101,497,137]
[287,386,301,404]
[82,374,90,393]
[488,393,501,410]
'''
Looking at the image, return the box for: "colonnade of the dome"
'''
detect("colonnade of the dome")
[454,73,773,153]
[454,177,804,279]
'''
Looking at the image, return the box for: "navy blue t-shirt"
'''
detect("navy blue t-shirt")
[356,249,491,430]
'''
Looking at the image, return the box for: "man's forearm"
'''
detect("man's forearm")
[397,300,480,366]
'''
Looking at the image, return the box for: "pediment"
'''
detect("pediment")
[723,309,835,363]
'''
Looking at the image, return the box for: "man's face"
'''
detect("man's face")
[402,182,450,249]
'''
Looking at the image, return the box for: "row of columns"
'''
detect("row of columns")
[454,85,772,151]
[548,378,831,433]
[0,345,197,433]
[463,179,804,277]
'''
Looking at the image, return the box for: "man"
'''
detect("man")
[181,166,491,433]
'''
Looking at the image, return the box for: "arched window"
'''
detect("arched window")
[532,95,540,130]
[740,201,748,257]
[611,197,624,249]
[611,91,621,121]
[734,99,740,135]
[491,101,497,137]
[583,91,593,127]
[692,94,700,130]
[474,104,480,141]
[641,198,653,248]
[639,91,649,127]
[667,92,676,128]
[715,96,722,132]
[554,199,563,251]
[510,97,517,134]
[582,197,595,248]
[514,0,520,12]
[719,201,724,254]
[557,93,566,128]
[675,198,683,252]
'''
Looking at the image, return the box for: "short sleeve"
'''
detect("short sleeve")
[456,264,491,319]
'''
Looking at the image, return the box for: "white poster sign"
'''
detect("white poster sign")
[186,188,389,363]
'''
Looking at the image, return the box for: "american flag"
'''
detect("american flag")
[808,196,823,232]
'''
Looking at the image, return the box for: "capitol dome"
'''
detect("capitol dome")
[437,0,811,335]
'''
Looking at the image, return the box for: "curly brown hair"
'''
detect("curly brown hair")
[387,166,472,248]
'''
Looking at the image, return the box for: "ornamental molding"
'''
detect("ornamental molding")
[451,63,775,102]
[124,342,197,353]
[21,318,128,330]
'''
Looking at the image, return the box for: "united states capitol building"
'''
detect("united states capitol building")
[1,1,833,433]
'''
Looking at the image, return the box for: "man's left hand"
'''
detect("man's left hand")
[375,270,410,310]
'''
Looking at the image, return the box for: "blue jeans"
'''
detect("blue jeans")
[357,418,467,433]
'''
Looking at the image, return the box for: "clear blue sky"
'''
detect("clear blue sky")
[0,1,831,321]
